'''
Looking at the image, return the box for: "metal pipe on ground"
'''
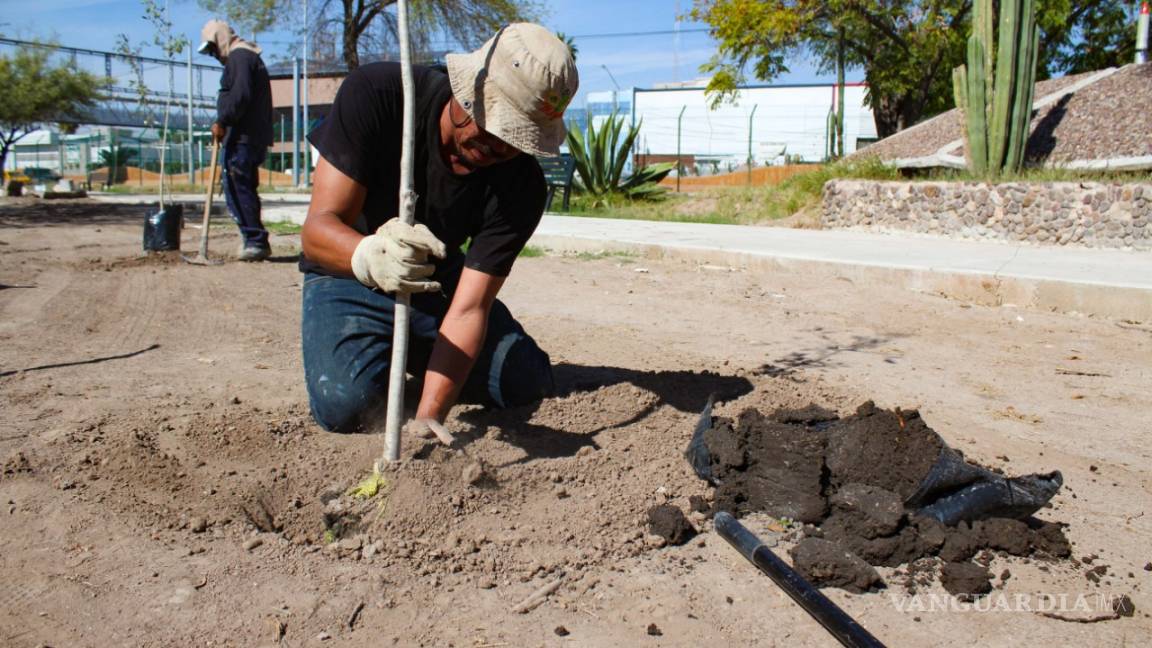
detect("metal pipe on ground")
[713,512,886,648]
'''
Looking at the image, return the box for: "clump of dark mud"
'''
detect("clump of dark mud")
[647,505,697,545]
[698,401,1071,598]
[940,561,993,600]
[706,407,831,523]
[791,537,881,593]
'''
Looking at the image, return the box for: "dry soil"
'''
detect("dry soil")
[2,197,1151,647]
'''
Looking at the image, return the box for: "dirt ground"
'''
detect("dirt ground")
[2,197,1151,647]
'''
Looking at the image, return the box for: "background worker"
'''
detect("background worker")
[197,19,274,262]
[299,23,578,437]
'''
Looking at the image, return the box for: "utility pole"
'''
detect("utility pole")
[675,105,686,192]
[747,104,757,186]
[673,0,681,83]
[292,57,300,185]
[601,64,621,113]
[1137,1,1150,64]
[301,0,311,187]
[836,27,846,158]
[187,47,195,184]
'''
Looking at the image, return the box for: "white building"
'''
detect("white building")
[630,82,878,169]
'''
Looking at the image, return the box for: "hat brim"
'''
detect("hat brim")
[447,52,567,157]
[197,40,214,54]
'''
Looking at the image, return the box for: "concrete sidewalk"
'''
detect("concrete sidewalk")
[531,216,1152,322]
[90,194,1152,321]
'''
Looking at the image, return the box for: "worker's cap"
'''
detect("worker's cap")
[446,23,579,157]
[198,19,233,55]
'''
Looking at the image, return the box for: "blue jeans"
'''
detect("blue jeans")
[301,272,555,432]
[221,142,269,248]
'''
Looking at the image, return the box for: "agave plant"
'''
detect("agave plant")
[566,111,674,205]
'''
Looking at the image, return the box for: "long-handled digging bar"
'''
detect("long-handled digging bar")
[183,138,223,266]
[714,512,886,648]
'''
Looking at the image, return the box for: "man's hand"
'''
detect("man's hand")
[210,122,225,142]
[351,220,447,293]
[404,418,455,446]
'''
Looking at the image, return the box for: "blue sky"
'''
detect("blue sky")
[8,0,855,105]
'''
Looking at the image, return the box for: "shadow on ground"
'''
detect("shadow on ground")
[457,363,754,466]
[0,200,152,228]
[757,331,904,377]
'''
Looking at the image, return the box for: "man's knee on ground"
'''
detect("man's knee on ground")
[307,376,381,433]
[494,334,555,407]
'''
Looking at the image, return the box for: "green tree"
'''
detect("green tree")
[691,1,1141,138]
[1039,2,1138,75]
[0,47,104,176]
[96,146,139,169]
[197,0,285,38]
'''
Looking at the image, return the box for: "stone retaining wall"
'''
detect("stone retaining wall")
[822,180,1152,250]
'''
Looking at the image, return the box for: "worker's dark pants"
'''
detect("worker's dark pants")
[301,272,555,433]
[221,142,269,249]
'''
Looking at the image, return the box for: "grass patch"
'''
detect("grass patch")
[266,220,302,235]
[561,158,898,225]
[518,245,545,258]
[912,166,1152,184]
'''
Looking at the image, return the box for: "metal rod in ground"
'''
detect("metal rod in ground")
[383,0,419,463]
[713,512,886,648]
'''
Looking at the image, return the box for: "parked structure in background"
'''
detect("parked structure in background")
[629,81,877,175]
[566,90,632,135]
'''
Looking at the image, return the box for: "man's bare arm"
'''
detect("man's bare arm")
[416,267,505,422]
[301,156,368,275]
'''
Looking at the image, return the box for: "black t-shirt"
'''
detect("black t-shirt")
[301,62,546,283]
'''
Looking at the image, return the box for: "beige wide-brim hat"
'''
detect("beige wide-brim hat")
[446,23,579,157]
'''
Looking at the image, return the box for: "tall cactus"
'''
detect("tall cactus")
[952,0,1039,175]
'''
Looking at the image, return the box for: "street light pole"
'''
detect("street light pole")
[301,0,311,187]
[601,64,621,112]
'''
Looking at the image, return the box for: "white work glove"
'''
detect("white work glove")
[350,220,447,293]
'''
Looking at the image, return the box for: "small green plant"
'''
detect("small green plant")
[566,111,675,206]
[322,528,337,545]
[518,245,545,258]
[265,220,302,235]
[347,467,388,500]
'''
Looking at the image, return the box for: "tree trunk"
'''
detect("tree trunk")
[870,89,932,139]
[870,95,902,138]
[343,20,360,70]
